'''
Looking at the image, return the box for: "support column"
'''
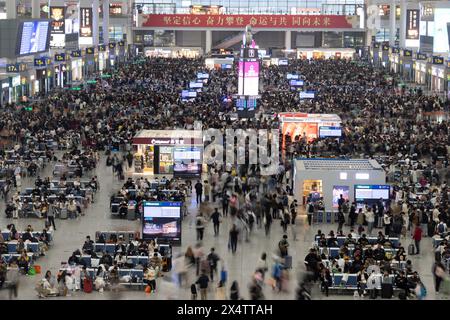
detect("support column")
[32,0,40,18]
[205,29,212,54]
[389,0,396,46]
[399,0,407,48]
[102,0,110,44]
[6,0,17,19]
[92,0,100,46]
[285,30,291,50]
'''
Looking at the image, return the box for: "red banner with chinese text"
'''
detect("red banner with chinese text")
[140,14,359,29]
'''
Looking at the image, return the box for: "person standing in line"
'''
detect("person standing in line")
[195,272,210,300]
[412,224,423,255]
[349,202,357,227]
[195,180,203,204]
[210,208,221,236]
[337,209,345,233]
[229,224,239,254]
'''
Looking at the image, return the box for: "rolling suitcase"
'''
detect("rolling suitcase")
[408,244,415,255]
[60,208,68,219]
[284,255,292,269]
[381,283,393,299]
[83,278,93,293]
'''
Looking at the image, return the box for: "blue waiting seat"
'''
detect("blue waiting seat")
[7,242,17,253]
[26,243,39,253]
[105,244,116,254]
[138,256,149,266]
[94,243,105,253]
[81,256,92,267]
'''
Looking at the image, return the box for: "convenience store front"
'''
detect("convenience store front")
[132,130,203,177]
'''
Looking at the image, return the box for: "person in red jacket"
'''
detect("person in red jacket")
[412,225,423,255]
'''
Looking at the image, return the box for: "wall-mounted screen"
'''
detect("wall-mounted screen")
[332,185,349,208]
[143,201,182,244]
[278,58,288,66]
[286,73,299,80]
[16,20,50,56]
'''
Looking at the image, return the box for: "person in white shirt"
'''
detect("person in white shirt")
[365,208,375,235]
[432,206,441,223]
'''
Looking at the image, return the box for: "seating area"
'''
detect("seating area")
[56,231,173,292]
[0,227,54,276]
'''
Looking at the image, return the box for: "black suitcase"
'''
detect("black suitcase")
[381,283,393,299]
[408,244,415,255]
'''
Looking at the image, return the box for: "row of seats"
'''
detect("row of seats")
[94,231,139,243]
[78,255,149,268]
[3,241,40,254]
[60,266,145,288]
[322,259,407,270]
[1,252,35,263]
[319,247,399,259]
[1,231,53,242]
[315,235,400,248]
[331,273,401,290]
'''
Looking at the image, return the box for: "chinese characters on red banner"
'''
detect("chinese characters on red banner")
[142,14,355,29]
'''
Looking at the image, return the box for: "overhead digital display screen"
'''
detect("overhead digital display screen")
[143,201,182,244]
[278,59,288,66]
[289,80,304,86]
[197,72,209,79]
[80,7,93,43]
[238,60,259,96]
[355,185,390,201]
[319,126,342,138]
[173,146,202,176]
[17,20,50,56]
[287,73,299,80]
[189,81,203,88]
[299,91,315,99]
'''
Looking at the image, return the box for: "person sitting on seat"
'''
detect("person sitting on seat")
[100,252,113,268]
[373,244,385,261]
[82,236,94,255]
[358,234,369,246]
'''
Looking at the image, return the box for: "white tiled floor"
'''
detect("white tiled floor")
[0,152,445,300]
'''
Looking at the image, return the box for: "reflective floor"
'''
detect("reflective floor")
[0,152,443,300]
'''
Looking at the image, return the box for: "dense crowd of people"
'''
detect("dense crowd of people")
[0,52,448,299]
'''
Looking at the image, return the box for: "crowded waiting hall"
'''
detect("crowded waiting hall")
[0,0,449,302]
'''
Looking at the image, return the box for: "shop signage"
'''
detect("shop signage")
[432,56,444,65]
[373,42,380,49]
[71,50,82,57]
[118,41,125,47]
[382,43,389,51]
[98,44,106,52]
[150,138,184,145]
[86,47,95,54]
[34,58,47,67]
[140,14,357,29]
[406,9,419,40]
[402,49,412,57]
[415,52,427,60]
[80,8,93,37]
[54,53,66,62]
[6,64,19,73]
[50,6,65,34]
[108,42,116,49]
[391,47,399,54]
